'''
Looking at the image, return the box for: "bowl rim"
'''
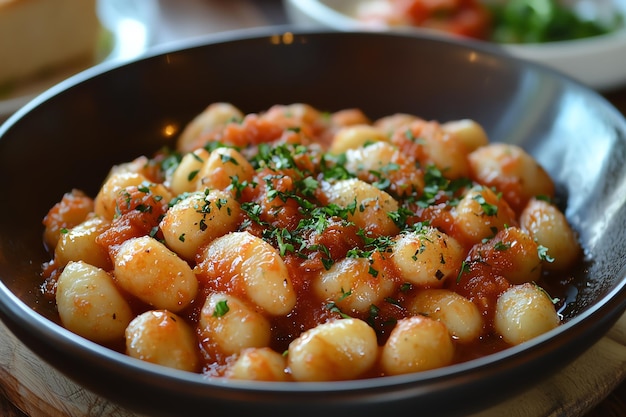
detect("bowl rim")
[0,25,625,398]
[1,276,625,393]
[1,24,601,135]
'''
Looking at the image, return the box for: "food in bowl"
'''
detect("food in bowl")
[355,0,492,39]
[40,101,582,381]
[354,0,623,43]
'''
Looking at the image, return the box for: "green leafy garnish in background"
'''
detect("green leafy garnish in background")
[488,0,623,43]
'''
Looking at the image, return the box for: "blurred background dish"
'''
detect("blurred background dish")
[0,0,101,95]
[0,0,158,120]
[283,0,626,91]
[0,0,289,122]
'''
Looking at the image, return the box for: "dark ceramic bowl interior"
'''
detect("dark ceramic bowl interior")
[1,28,626,417]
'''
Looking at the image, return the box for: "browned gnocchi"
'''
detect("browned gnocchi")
[41,102,583,381]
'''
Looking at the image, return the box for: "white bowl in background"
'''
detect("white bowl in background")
[284,0,626,91]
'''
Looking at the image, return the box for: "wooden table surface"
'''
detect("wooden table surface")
[1,1,625,415]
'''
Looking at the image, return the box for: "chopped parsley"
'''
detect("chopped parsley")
[472,193,498,216]
[212,300,230,317]
[537,245,555,262]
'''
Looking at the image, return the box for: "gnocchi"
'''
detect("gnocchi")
[177,102,244,153]
[313,256,396,313]
[54,216,111,270]
[468,143,555,214]
[168,148,210,195]
[287,318,378,381]
[196,231,297,316]
[225,347,289,381]
[407,289,483,343]
[381,315,455,375]
[126,310,199,372]
[329,124,388,154]
[196,147,255,192]
[198,292,272,359]
[56,261,133,343]
[391,227,465,287]
[160,189,241,261]
[344,141,425,197]
[451,185,518,246]
[324,178,400,238]
[41,103,582,381]
[94,172,149,221]
[113,235,198,312]
[494,283,560,345]
[520,198,582,271]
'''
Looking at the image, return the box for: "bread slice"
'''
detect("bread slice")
[0,0,100,86]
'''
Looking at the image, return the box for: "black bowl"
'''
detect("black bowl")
[1,27,625,417]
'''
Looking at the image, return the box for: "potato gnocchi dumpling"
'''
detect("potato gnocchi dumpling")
[198,292,272,358]
[407,289,483,343]
[56,261,133,343]
[160,189,242,261]
[113,236,198,312]
[288,318,378,381]
[125,309,199,372]
[224,347,289,381]
[41,103,583,381]
[391,227,465,287]
[313,256,396,313]
[324,178,400,238]
[494,283,560,345]
[381,315,455,375]
[168,148,210,196]
[54,216,111,270]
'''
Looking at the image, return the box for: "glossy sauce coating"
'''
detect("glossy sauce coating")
[41,103,582,381]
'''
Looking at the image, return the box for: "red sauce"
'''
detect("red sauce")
[40,103,582,381]
[358,0,493,40]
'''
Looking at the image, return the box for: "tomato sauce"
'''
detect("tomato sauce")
[40,103,583,380]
